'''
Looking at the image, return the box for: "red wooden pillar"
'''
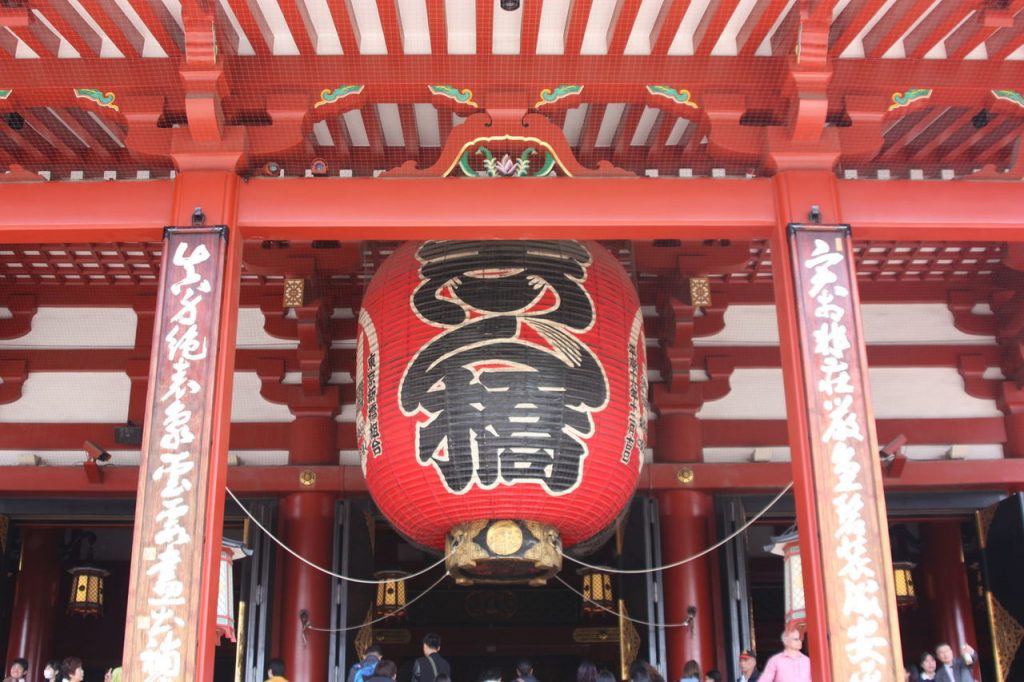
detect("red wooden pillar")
[280,492,335,682]
[921,522,978,652]
[656,407,703,462]
[121,170,242,682]
[659,490,716,678]
[769,171,836,682]
[5,528,61,676]
[280,411,338,682]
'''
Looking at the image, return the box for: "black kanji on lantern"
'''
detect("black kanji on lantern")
[400,241,609,495]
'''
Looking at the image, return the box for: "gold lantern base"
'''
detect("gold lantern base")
[445,520,561,586]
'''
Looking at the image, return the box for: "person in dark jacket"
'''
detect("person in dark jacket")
[515,660,539,682]
[411,634,450,682]
[934,643,976,682]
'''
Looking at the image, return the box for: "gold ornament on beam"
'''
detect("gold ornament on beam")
[688,277,712,307]
[283,278,305,308]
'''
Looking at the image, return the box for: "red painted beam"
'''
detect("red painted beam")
[236,177,776,239]
[519,0,542,55]
[0,179,172,242]
[607,0,643,55]
[1,459,1021,496]
[839,179,1024,241]
[829,0,887,57]
[424,0,446,55]
[80,0,147,58]
[565,0,595,56]
[693,0,741,56]
[475,0,493,56]
[651,0,691,56]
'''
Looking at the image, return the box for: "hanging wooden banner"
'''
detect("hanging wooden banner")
[787,225,903,682]
[122,227,228,682]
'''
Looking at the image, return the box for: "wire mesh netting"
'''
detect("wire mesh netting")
[0,0,1021,181]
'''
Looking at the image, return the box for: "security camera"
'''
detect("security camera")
[500,0,520,10]
[83,440,112,463]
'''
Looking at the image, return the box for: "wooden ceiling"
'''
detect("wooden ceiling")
[0,0,1022,179]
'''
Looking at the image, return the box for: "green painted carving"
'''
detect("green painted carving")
[459,147,556,178]
[73,88,119,111]
[0,90,11,100]
[315,85,364,108]
[536,85,584,108]
[993,90,1024,108]
[428,85,478,108]
[888,89,932,111]
[647,85,699,109]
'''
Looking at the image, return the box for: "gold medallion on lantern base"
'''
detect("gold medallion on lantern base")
[446,520,561,586]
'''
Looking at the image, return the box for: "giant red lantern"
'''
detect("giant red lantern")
[356,241,647,583]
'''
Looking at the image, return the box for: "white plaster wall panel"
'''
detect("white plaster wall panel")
[493,0,523,54]
[231,450,289,465]
[697,368,788,419]
[869,367,1001,418]
[236,308,299,348]
[0,449,295,466]
[696,367,1002,420]
[623,0,669,55]
[701,444,1003,462]
[695,304,995,347]
[446,0,476,54]
[396,0,431,54]
[535,0,572,54]
[0,372,130,422]
[252,0,300,54]
[861,303,994,345]
[703,447,792,463]
[230,372,295,422]
[0,308,136,348]
[580,0,617,55]
[0,449,140,466]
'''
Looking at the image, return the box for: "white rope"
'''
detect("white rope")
[561,481,794,575]
[306,571,451,633]
[554,574,693,628]
[226,487,451,585]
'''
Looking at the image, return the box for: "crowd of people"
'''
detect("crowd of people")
[5,629,977,682]
[2,657,116,682]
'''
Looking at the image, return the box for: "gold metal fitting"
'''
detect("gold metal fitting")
[446,520,561,586]
[299,469,317,487]
[677,467,695,485]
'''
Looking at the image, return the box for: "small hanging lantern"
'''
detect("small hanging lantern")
[766,527,805,633]
[373,571,408,619]
[216,538,253,644]
[67,532,108,618]
[580,569,615,615]
[892,561,917,608]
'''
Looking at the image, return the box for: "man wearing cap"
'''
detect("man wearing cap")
[758,630,810,682]
[737,650,760,682]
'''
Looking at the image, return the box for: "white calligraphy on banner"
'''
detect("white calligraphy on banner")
[139,242,212,682]
[803,238,888,682]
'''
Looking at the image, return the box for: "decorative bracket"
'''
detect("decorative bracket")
[384,109,633,177]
